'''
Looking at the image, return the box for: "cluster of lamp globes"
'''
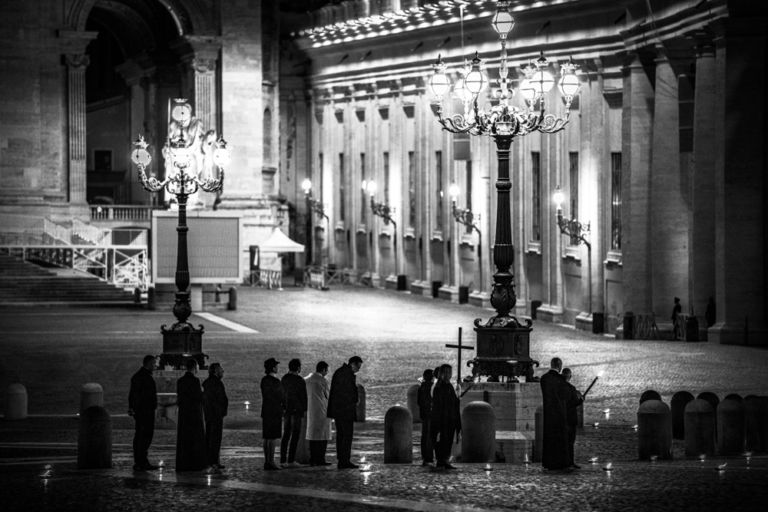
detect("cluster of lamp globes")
[427,2,580,116]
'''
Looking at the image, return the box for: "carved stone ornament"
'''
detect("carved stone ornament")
[64,53,90,69]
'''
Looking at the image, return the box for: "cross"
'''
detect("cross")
[445,327,474,387]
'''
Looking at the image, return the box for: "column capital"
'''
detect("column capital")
[57,29,97,56]
[115,54,156,86]
[172,35,222,62]
[63,53,90,69]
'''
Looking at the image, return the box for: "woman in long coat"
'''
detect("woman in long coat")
[176,358,207,471]
[305,361,332,466]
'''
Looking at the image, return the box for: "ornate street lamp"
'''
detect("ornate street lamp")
[430,0,580,380]
[448,184,483,295]
[131,99,229,369]
[302,178,330,268]
[553,187,595,330]
[362,179,405,290]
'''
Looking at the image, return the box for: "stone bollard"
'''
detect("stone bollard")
[684,398,715,456]
[147,286,156,310]
[671,391,694,440]
[640,389,662,404]
[80,383,104,414]
[227,287,237,310]
[744,396,761,452]
[697,391,719,412]
[355,384,366,423]
[637,399,672,460]
[758,396,768,452]
[533,406,543,462]
[384,405,412,463]
[4,383,28,420]
[406,384,421,423]
[295,416,310,464]
[461,401,496,463]
[717,397,745,455]
[77,406,112,469]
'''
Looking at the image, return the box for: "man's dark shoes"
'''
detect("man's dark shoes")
[422,461,433,466]
[444,463,458,470]
[264,462,281,471]
[338,462,359,469]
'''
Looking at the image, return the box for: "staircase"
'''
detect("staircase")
[0,254,137,305]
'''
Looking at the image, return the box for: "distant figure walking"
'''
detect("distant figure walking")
[128,355,159,471]
[202,362,228,470]
[328,356,363,469]
[261,358,284,470]
[561,368,584,469]
[705,297,716,328]
[281,358,308,467]
[431,364,461,470]
[417,368,435,466]
[176,359,207,471]
[671,297,682,338]
[540,357,570,470]
[305,361,332,466]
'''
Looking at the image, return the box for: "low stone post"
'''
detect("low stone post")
[406,384,421,423]
[697,391,719,412]
[227,287,237,310]
[533,406,543,462]
[4,383,28,420]
[147,286,156,310]
[671,391,694,440]
[640,389,662,404]
[743,396,761,452]
[355,384,366,423]
[77,406,112,469]
[80,383,104,413]
[717,397,745,455]
[637,399,672,460]
[384,405,412,463]
[684,398,715,456]
[295,416,310,464]
[461,401,496,463]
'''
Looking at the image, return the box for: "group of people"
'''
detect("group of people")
[540,357,584,471]
[128,355,228,472]
[260,356,363,470]
[416,364,462,470]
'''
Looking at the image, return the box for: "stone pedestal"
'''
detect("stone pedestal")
[460,382,540,463]
[155,370,185,429]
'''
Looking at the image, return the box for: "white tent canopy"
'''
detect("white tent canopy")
[257,228,305,253]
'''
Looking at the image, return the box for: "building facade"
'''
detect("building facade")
[281,0,767,344]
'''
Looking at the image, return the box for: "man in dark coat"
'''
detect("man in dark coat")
[417,368,435,465]
[128,355,158,471]
[431,364,461,470]
[540,357,570,470]
[327,355,363,469]
[176,358,207,472]
[202,362,228,469]
[261,357,284,470]
[280,358,308,467]
[561,367,584,469]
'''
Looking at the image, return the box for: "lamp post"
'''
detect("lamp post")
[553,187,594,330]
[429,0,579,380]
[448,184,483,295]
[301,178,330,268]
[363,179,405,290]
[131,99,229,369]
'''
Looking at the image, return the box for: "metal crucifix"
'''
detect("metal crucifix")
[445,327,474,387]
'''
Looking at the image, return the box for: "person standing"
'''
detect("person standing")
[202,362,228,470]
[280,358,308,467]
[305,361,332,466]
[431,364,461,470]
[540,357,570,470]
[128,355,158,471]
[176,358,207,472]
[417,368,435,466]
[327,356,363,469]
[561,367,584,469]
[261,357,284,471]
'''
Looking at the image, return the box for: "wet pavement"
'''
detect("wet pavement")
[1,285,768,510]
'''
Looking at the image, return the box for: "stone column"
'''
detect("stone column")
[650,47,689,327]
[689,38,717,323]
[174,36,222,134]
[710,7,768,345]
[64,53,89,205]
[621,52,654,316]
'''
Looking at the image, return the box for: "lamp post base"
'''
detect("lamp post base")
[159,322,207,370]
[470,320,538,382]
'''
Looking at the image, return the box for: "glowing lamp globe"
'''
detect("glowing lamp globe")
[531,68,555,95]
[302,178,312,194]
[131,147,151,167]
[553,188,565,208]
[465,56,487,95]
[492,7,514,38]
[558,64,581,98]
[448,183,460,200]
[453,78,473,103]
[213,142,231,168]
[430,56,451,98]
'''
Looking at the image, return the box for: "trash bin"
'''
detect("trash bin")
[458,286,469,304]
[623,311,635,340]
[431,281,442,299]
[592,312,605,334]
[686,316,699,342]
[531,300,542,320]
[397,274,407,291]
